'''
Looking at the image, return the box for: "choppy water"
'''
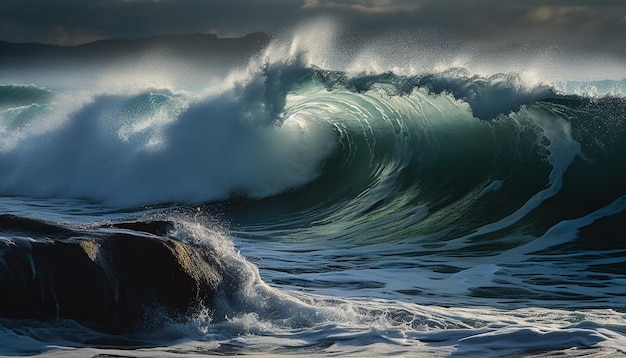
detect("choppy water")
[1,21,626,357]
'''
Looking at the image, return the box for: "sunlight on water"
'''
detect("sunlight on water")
[1,18,625,358]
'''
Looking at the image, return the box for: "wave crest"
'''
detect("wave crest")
[0,39,624,212]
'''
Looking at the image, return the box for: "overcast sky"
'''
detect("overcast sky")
[1,0,625,56]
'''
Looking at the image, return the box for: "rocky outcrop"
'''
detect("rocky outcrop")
[0,215,222,334]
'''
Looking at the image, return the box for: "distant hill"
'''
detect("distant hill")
[0,32,270,66]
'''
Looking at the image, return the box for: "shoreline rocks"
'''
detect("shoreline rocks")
[0,216,222,334]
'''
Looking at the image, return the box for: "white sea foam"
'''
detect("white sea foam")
[1,19,626,358]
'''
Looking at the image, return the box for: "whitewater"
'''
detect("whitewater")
[1,20,626,357]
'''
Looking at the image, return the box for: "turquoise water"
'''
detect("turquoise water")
[1,27,626,357]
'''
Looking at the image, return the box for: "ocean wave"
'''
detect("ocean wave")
[0,61,623,211]
[2,20,626,358]
[1,212,625,357]
[1,46,625,227]
[0,84,52,106]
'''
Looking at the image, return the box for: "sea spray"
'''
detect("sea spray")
[1,20,626,357]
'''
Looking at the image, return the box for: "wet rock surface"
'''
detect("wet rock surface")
[0,215,222,333]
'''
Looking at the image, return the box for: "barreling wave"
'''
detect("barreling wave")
[2,21,626,357]
[1,48,626,248]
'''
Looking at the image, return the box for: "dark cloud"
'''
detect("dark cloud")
[0,0,305,44]
[302,1,626,52]
[0,0,624,59]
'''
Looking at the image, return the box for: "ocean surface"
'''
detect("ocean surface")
[1,22,626,357]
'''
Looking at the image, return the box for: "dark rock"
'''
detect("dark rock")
[0,214,76,239]
[111,220,175,236]
[0,231,222,334]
